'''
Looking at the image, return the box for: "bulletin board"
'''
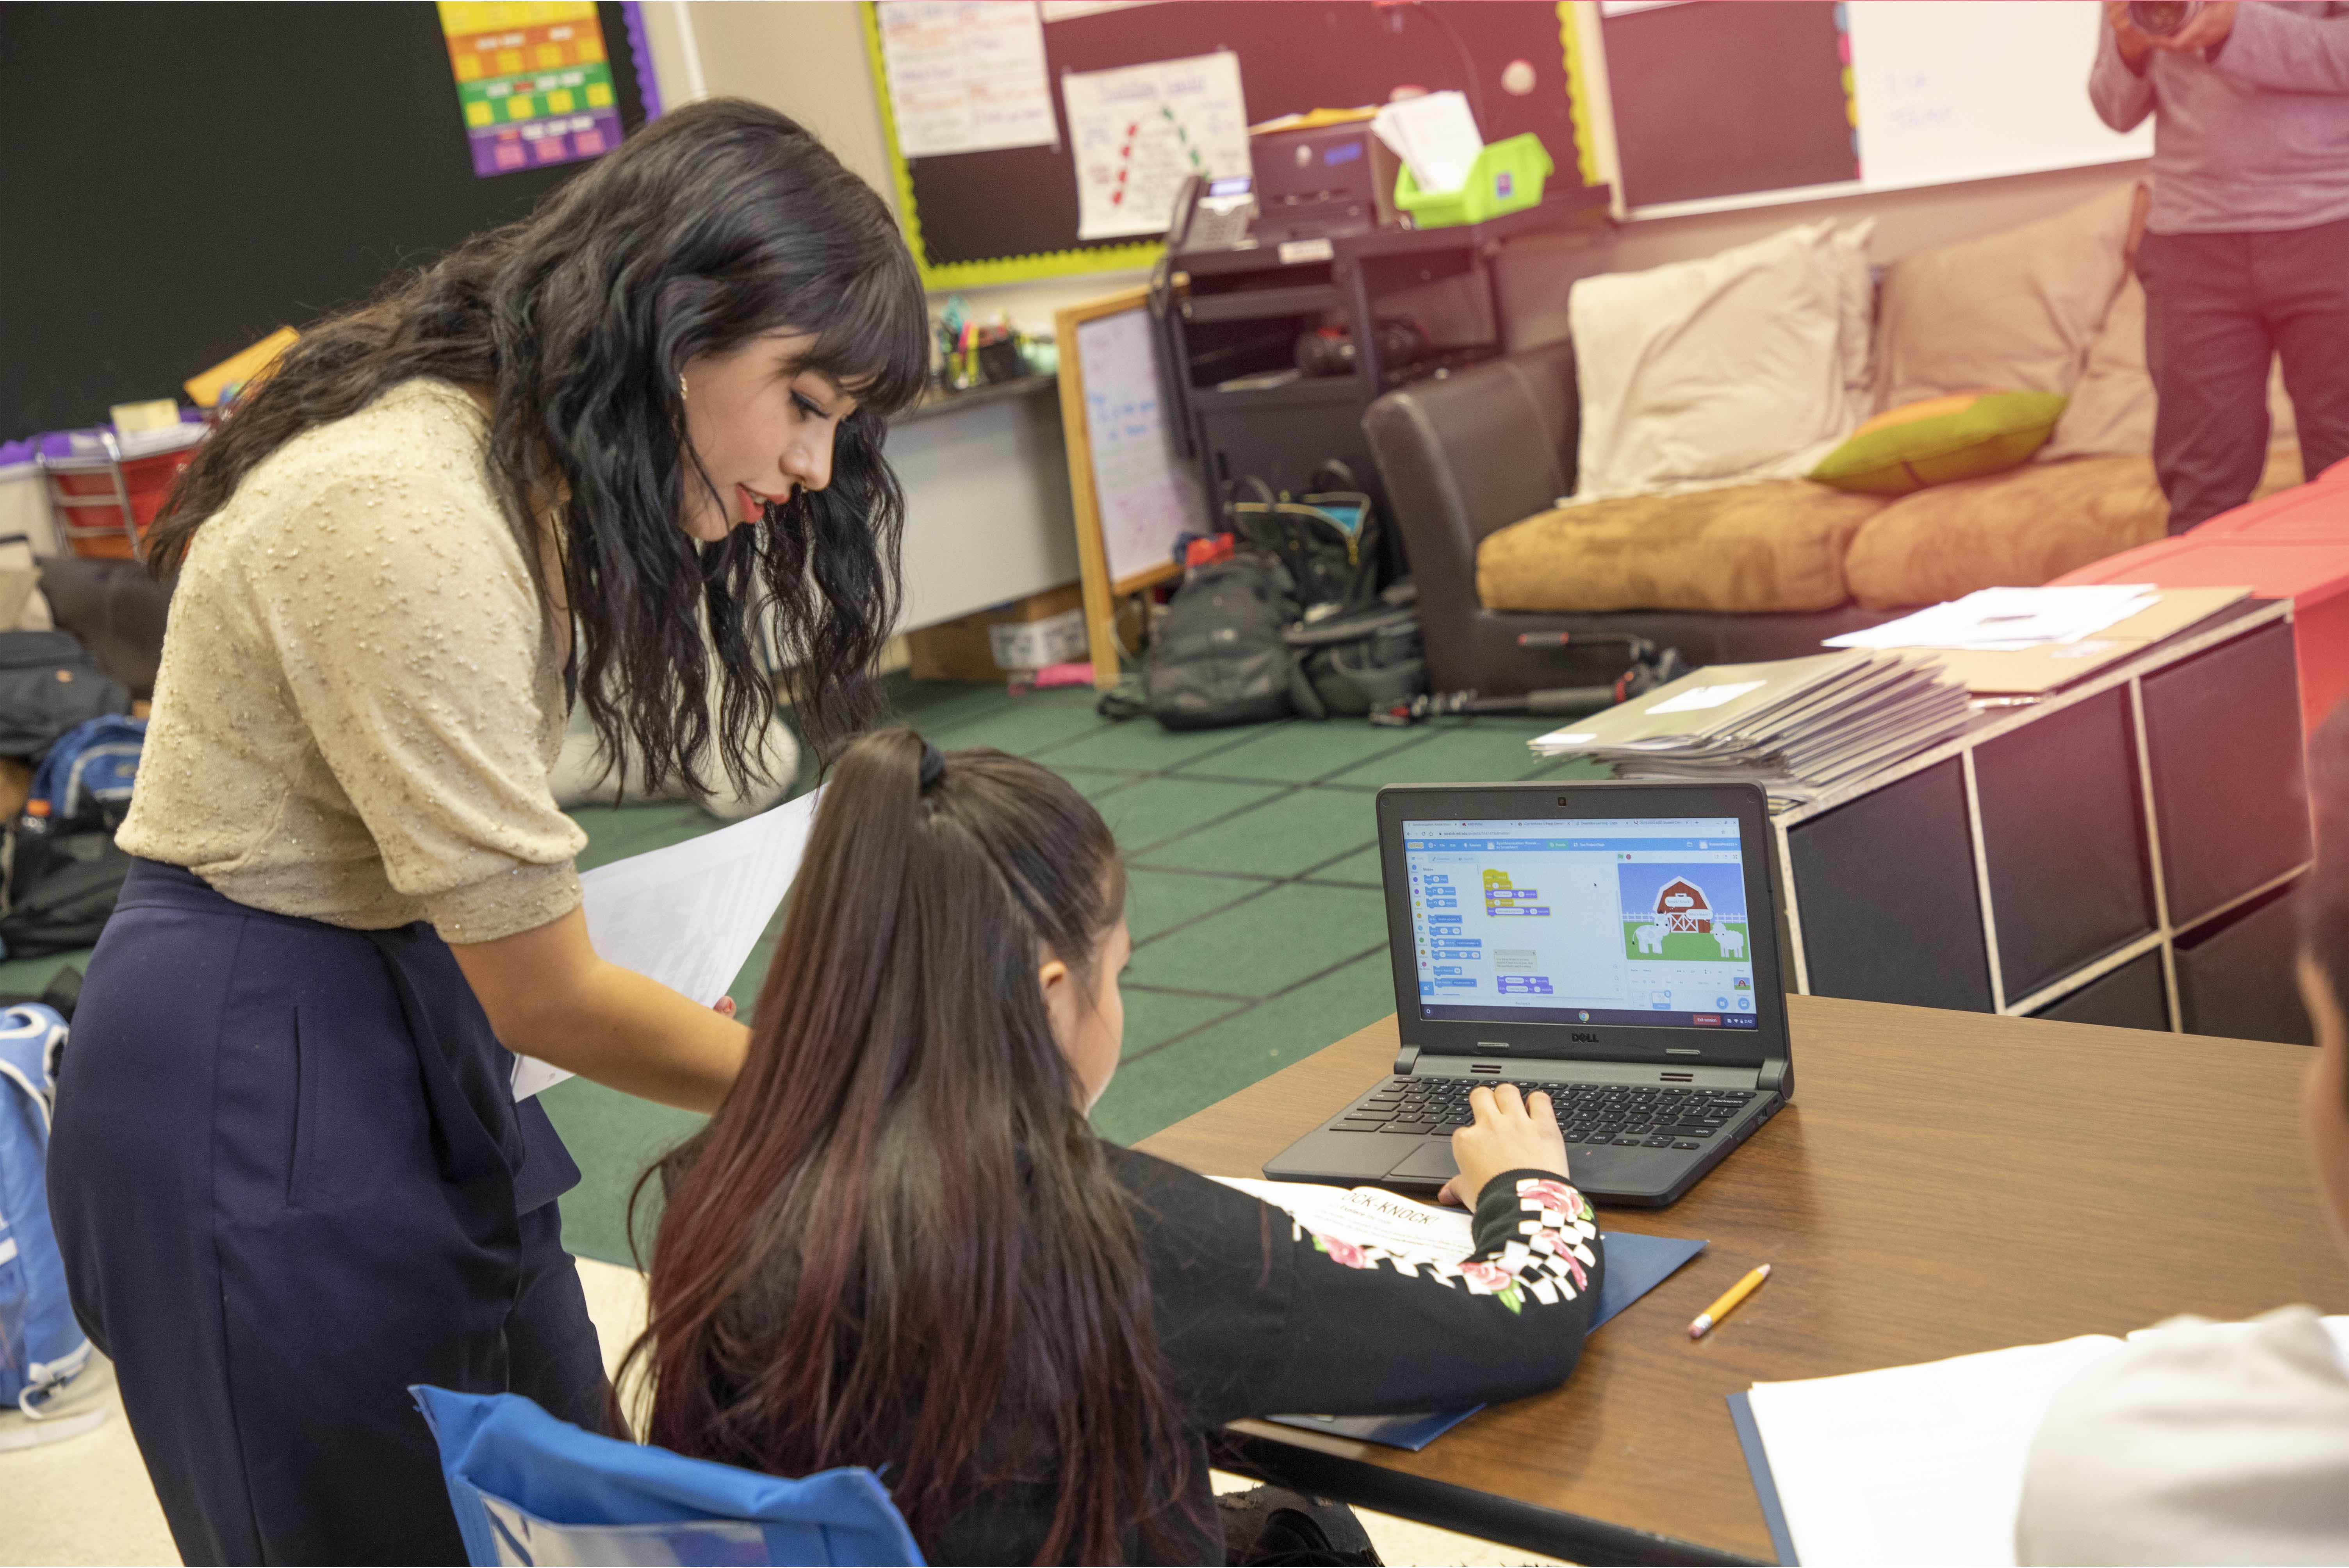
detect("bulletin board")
[864,2,1599,290]
[1596,0,2150,218]
[1054,286,1203,688]
[0,1,658,438]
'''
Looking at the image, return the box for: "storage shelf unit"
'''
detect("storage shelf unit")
[1771,600,2313,1044]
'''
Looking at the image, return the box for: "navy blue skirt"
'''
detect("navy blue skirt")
[47,860,611,1565]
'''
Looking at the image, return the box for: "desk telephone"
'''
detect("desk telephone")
[1168,175,1260,253]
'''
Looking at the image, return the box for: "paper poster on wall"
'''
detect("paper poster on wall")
[1062,51,1249,241]
[1846,2,2149,189]
[1039,1,1156,21]
[439,0,622,178]
[877,1,1057,159]
[1076,308,1207,583]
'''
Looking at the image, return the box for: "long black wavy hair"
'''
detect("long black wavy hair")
[146,98,929,792]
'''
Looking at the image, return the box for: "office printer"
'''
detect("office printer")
[1164,117,1394,264]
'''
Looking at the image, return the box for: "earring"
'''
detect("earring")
[678,371,688,403]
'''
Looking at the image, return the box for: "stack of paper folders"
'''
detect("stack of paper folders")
[1528,650,1971,804]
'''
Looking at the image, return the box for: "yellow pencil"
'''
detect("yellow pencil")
[1688,1263,1771,1339]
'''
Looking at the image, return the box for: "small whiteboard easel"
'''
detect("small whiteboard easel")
[1054,285,1210,688]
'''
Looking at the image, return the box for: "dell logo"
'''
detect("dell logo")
[1571,1030,1600,1044]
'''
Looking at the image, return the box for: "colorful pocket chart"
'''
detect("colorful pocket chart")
[438,0,623,178]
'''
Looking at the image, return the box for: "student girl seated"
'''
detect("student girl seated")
[2014,701,2349,1564]
[626,728,1604,1565]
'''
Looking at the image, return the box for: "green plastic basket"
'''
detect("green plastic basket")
[1393,133,1554,228]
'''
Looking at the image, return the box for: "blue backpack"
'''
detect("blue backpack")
[0,716,144,962]
[0,1004,91,1420]
[23,714,144,836]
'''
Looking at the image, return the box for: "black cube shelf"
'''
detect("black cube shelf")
[1774,603,2313,1045]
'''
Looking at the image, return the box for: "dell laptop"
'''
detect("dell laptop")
[1264,781,1793,1207]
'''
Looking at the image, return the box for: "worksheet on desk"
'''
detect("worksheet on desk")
[1748,1335,2125,1567]
[509,789,823,1100]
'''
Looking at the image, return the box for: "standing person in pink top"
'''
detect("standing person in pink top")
[2091,2,2349,532]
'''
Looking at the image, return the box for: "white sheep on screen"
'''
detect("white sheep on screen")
[1635,923,1665,953]
[1716,927,1746,958]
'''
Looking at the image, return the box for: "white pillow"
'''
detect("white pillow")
[1568,220,1875,501]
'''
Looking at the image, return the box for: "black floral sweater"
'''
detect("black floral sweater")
[927,1145,1606,1564]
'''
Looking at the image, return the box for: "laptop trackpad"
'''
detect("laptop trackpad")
[1388,1143,1459,1183]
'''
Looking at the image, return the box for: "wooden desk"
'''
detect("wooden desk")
[1138,994,2349,1565]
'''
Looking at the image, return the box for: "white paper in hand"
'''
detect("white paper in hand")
[509,789,823,1100]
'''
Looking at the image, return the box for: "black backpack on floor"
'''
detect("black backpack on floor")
[1226,465,1383,618]
[0,632,130,758]
[0,833,131,961]
[1142,556,1299,730]
[1285,583,1426,719]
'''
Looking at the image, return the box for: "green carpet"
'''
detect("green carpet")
[541,675,1602,1265]
[32,675,1602,1269]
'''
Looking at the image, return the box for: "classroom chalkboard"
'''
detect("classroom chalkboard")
[0,1,657,438]
[865,1,1595,289]
[1602,2,1857,212]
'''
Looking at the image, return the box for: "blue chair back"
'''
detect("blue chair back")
[411,1385,925,1567]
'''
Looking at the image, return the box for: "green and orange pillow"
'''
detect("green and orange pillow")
[1809,390,2069,497]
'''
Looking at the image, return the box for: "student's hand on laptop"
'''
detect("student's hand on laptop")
[1438,1083,1570,1208]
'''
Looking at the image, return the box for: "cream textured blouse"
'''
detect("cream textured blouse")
[2015,1304,2349,1564]
[118,379,586,943]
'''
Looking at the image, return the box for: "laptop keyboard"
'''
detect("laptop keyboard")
[1335,1079,1759,1151]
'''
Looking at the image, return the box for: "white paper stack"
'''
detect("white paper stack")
[1529,650,1970,803]
[1370,91,1483,194]
[1823,585,2160,652]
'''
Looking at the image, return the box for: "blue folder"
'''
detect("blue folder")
[1264,1230,1708,1451]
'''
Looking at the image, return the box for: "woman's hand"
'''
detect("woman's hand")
[1437,1083,1571,1209]
[451,906,749,1113]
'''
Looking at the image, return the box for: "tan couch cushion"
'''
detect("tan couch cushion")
[2039,273,2301,460]
[1477,482,1886,614]
[1875,183,2140,412]
[1846,444,2306,609]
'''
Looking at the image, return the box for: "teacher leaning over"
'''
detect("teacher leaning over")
[45,100,927,1565]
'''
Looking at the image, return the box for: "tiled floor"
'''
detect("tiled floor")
[7,675,1597,1272]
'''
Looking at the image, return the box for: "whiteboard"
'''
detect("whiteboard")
[1609,1,2150,219]
[1073,307,1207,583]
[1846,3,2151,192]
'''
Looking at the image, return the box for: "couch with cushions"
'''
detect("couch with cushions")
[1367,184,2308,695]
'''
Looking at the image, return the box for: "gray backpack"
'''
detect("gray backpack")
[1143,557,1298,731]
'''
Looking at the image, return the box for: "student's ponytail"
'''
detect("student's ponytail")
[629,728,1195,1563]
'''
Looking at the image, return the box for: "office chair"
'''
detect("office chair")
[411,1385,925,1567]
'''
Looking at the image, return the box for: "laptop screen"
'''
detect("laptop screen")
[1400,816,1760,1030]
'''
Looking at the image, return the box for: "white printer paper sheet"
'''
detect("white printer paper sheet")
[1746,1317,2349,1566]
[509,789,822,1100]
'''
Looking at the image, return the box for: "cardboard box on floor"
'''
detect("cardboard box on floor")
[905,583,1090,682]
